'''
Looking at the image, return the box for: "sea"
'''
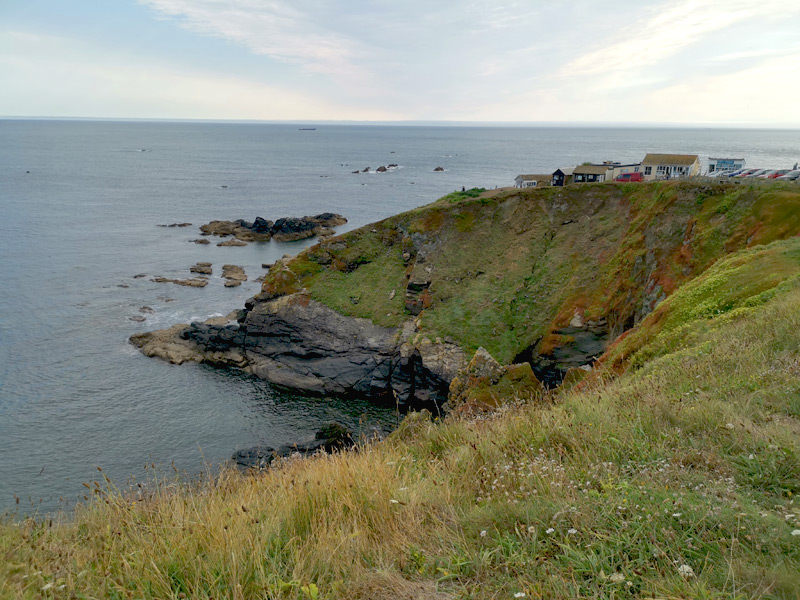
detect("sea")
[1,120,798,515]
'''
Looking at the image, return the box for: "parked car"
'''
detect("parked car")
[734,168,761,177]
[756,169,781,179]
[767,169,790,179]
[745,169,770,178]
[776,170,800,180]
[615,172,644,182]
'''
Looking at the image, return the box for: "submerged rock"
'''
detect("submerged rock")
[151,276,208,287]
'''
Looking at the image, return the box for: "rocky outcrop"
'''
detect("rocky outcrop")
[133,293,465,410]
[222,264,247,287]
[190,262,212,275]
[447,348,544,415]
[233,422,354,470]
[199,214,347,244]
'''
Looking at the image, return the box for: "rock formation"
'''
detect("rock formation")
[199,213,347,244]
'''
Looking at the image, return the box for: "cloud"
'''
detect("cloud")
[0,30,400,120]
[563,0,799,77]
[139,0,369,81]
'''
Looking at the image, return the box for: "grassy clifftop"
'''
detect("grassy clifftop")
[259,181,800,368]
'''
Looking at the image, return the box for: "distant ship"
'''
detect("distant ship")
[298,128,316,131]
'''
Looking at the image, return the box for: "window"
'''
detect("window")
[644,166,652,175]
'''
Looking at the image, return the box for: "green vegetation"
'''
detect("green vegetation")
[3,181,800,599]
[261,181,800,364]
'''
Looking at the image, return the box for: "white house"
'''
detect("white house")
[640,154,700,181]
[514,174,551,188]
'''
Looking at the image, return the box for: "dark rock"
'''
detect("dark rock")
[233,422,355,469]
[271,217,317,242]
[252,216,273,233]
[190,238,211,244]
[217,239,248,247]
[129,315,146,322]
[376,166,387,173]
[139,306,155,314]
[362,167,370,172]
[433,166,444,172]
[133,273,147,279]
[158,223,192,228]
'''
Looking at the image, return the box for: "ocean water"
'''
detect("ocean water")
[1,120,798,515]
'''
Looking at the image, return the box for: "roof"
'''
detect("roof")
[553,167,574,176]
[573,164,612,175]
[515,174,551,182]
[642,153,699,166]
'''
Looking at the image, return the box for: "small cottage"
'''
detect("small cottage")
[572,164,613,183]
[552,167,574,187]
[640,154,700,180]
[514,174,551,188]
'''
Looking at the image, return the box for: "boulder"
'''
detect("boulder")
[190,238,211,244]
[217,239,248,247]
[433,166,444,172]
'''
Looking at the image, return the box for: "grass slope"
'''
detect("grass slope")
[3,236,800,599]
[260,181,800,364]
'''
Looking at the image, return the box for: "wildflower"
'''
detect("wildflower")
[514,593,526,598]
[546,528,555,534]
[480,530,487,537]
[41,583,53,591]
[567,528,577,535]
[389,499,400,504]
[609,573,625,583]
[791,529,800,536]
[527,525,536,533]
[672,513,682,518]
[677,564,695,578]
[725,423,734,429]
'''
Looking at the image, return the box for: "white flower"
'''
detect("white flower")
[791,529,800,536]
[609,573,626,583]
[514,593,526,598]
[527,525,536,533]
[678,564,695,578]
[567,528,578,535]
[748,454,755,460]
[725,423,734,429]
[546,528,555,534]
[672,513,682,518]
[480,530,487,537]
[389,499,400,504]
[41,583,53,591]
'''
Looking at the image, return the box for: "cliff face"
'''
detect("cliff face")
[132,181,800,407]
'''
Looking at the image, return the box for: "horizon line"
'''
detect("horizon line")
[2,116,799,130]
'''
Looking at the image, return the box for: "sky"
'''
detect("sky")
[2,0,799,125]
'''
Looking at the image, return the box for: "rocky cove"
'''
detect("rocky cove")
[132,181,800,422]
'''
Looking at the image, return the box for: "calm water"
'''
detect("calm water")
[1,120,798,514]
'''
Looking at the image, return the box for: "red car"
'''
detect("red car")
[615,172,644,182]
